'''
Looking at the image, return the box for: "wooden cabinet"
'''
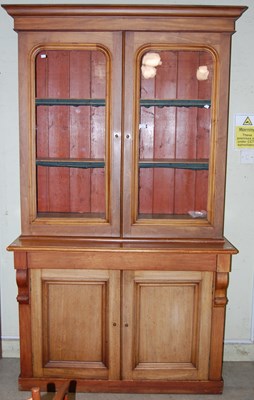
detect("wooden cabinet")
[3,4,246,394]
[30,267,212,383]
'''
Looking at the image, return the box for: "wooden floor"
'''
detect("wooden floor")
[0,358,253,400]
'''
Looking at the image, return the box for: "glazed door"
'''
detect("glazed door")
[122,270,213,381]
[123,31,230,239]
[30,269,120,379]
[19,32,122,236]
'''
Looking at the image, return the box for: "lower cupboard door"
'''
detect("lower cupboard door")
[30,269,120,379]
[122,270,213,381]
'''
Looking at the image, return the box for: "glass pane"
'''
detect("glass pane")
[138,49,213,220]
[35,49,107,219]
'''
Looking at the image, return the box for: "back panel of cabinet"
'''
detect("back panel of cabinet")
[36,49,106,218]
[138,49,213,218]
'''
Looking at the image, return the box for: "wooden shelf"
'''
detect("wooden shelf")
[36,98,105,106]
[140,99,211,108]
[139,159,209,170]
[36,158,105,169]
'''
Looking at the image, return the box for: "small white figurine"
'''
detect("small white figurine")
[141,52,162,79]
[196,65,209,81]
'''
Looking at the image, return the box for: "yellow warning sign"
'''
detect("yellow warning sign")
[243,116,252,125]
[235,114,254,149]
[235,126,254,149]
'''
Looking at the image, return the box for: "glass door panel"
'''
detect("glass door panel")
[35,49,107,219]
[138,49,213,220]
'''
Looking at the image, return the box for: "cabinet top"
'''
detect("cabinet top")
[7,235,238,255]
[2,4,247,32]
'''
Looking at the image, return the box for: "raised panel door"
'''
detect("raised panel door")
[122,270,213,380]
[31,269,120,379]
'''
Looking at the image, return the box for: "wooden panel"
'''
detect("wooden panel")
[138,50,212,217]
[18,303,33,378]
[27,251,217,271]
[139,66,154,214]
[35,49,106,215]
[138,284,196,363]
[122,270,213,380]
[69,50,92,213]
[152,51,176,214]
[31,269,120,379]
[174,51,198,214]
[48,52,70,213]
[36,51,71,212]
[44,282,104,362]
[139,51,177,215]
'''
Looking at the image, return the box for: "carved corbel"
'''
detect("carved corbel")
[214,272,229,307]
[16,269,29,304]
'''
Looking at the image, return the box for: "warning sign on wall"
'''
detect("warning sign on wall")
[234,114,254,149]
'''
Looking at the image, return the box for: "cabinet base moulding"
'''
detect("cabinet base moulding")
[18,378,224,394]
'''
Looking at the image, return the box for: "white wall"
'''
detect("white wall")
[0,0,253,360]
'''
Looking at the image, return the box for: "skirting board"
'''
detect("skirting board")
[224,342,254,361]
[1,338,254,361]
[1,338,20,358]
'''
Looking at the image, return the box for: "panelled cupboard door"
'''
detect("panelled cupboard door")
[30,269,120,379]
[122,270,213,381]
[19,32,122,237]
[123,31,231,239]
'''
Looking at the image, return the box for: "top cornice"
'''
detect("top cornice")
[2,4,247,33]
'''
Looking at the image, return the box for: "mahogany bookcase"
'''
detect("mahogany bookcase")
[3,4,246,394]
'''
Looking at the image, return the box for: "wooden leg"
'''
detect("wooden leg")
[53,381,71,400]
[31,387,41,400]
